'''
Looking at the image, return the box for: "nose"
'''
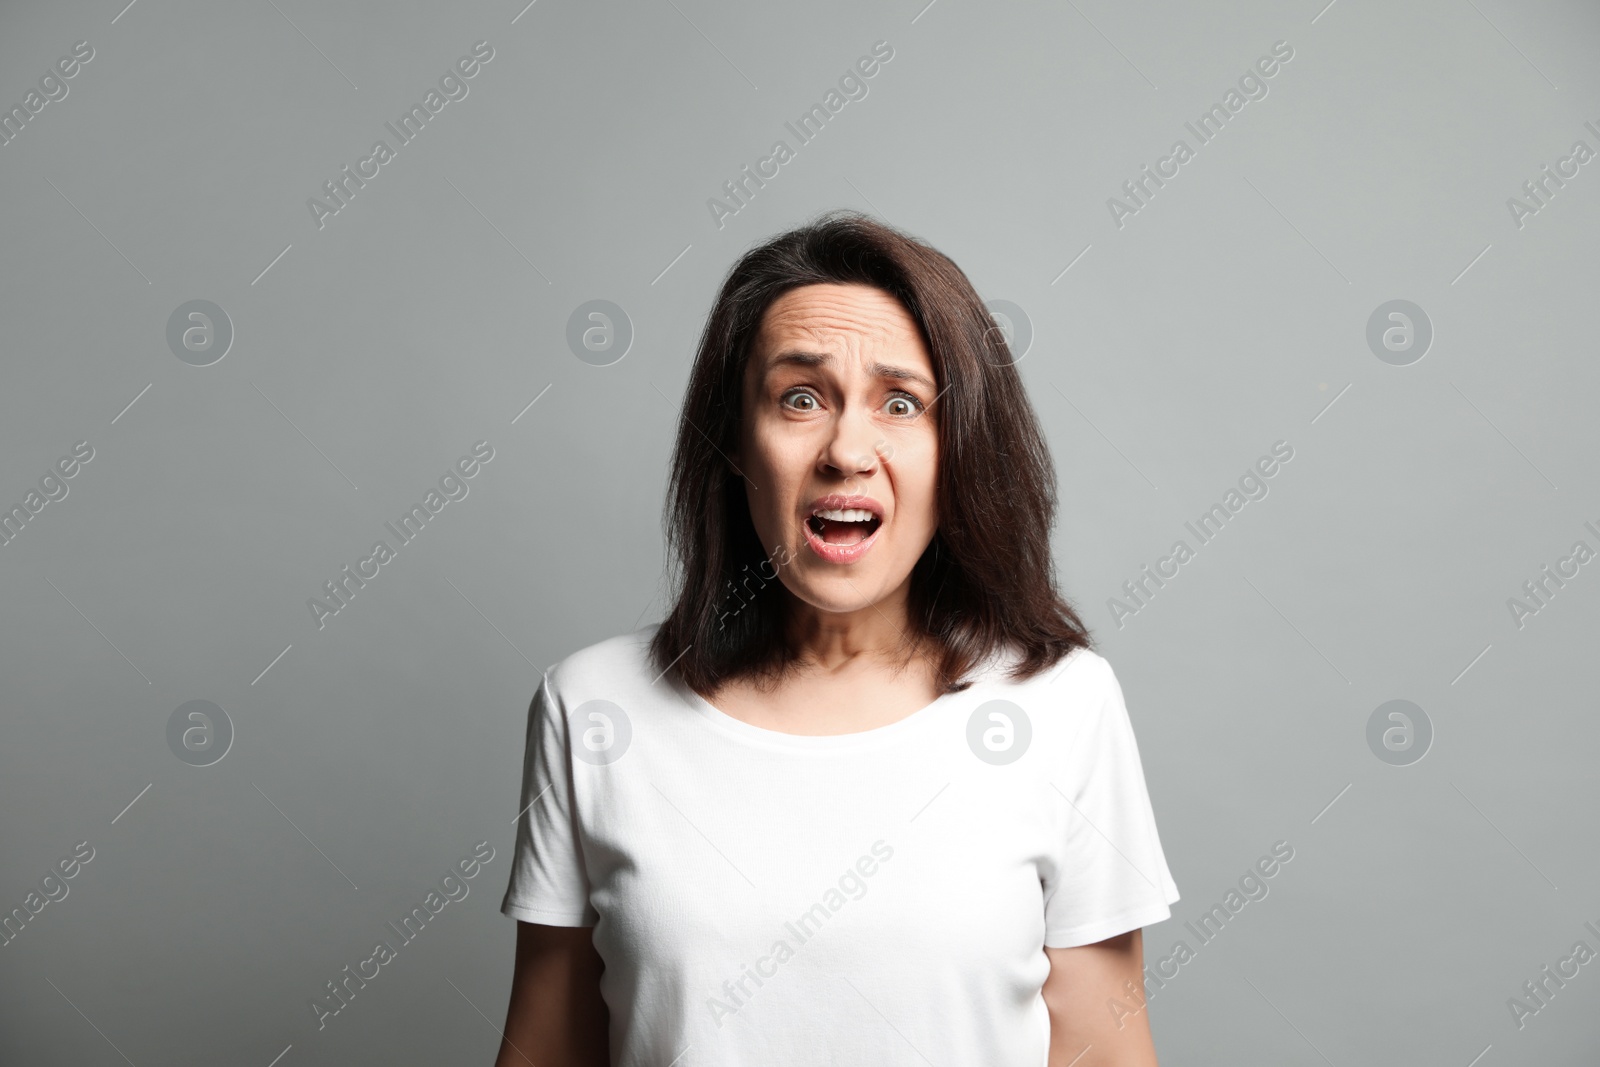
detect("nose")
[818,407,882,480]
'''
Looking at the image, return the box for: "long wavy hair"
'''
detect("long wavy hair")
[649,209,1092,696]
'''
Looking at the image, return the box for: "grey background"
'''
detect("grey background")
[2,0,1597,1063]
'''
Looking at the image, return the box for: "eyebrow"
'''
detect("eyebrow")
[764,350,937,392]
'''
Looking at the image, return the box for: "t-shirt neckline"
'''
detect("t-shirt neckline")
[671,671,973,751]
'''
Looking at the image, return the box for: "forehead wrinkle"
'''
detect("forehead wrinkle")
[761,287,909,340]
[762,350,935,392]
[765,312,897,354]
[749,285,934,400]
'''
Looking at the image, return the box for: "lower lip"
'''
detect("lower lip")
[802,518,882,564]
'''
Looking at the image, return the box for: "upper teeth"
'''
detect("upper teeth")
[813,508,876,522]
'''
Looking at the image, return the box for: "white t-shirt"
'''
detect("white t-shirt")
[501,625,1179,1066]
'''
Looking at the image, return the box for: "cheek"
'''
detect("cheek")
[747,424,805,486]
[885,439,939,537]
[743,427,807,526]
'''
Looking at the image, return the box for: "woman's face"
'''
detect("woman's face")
[734,283,941,618]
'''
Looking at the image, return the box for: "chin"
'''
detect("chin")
[789,568,904,612]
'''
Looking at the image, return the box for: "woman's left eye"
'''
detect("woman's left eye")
[884,392,923,416]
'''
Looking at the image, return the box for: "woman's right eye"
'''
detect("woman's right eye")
[780,389,819,411]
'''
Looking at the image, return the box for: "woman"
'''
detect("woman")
[495,211,1180,1066]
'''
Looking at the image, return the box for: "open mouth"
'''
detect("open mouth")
[805,508,882,547]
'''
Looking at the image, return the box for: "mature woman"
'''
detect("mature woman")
[495,211,1180,1066]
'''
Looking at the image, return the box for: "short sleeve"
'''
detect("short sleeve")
[1041,659,1180,948]
[500,671,599,926]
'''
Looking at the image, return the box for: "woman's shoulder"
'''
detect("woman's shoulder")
[980,644,1134,752]
[983,640,1116,696]
[542,623,666,697]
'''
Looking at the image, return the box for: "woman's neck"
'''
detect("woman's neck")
[779,583,928,676]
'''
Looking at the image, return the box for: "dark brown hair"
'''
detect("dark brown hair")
[649,209,1092,695]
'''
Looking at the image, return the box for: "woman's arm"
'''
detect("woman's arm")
[1043,929,1160,1066]
[493,921,609,1067]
